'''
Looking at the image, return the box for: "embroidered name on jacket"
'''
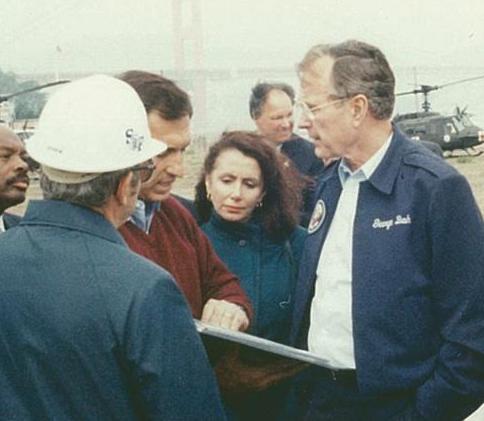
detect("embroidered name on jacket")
[372,214,412,230]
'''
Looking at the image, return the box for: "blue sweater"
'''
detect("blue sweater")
[202,213,306,344]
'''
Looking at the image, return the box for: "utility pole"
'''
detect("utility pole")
[171,0,207,131]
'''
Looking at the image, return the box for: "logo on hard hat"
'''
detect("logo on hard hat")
[125,129,145,151]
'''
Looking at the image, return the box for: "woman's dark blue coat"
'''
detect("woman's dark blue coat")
[202,213,306,344]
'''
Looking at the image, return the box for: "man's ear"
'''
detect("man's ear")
[350,94,368,127]
[115,172,134,206]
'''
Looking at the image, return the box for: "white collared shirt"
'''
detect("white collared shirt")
[0,214,5,233]
[129,200,160,233]
[308,133,393,369]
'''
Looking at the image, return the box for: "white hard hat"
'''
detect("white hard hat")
[26,74,166,183]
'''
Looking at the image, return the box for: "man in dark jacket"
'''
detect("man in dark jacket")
[250,82,324,225]
[0,75,225,420]
[290,40,484,420]
[0,126,29,232]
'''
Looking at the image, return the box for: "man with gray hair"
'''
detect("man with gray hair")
[0,75,224,419]
[289,40,484,420]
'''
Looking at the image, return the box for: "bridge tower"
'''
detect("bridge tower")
[172,0,207,131]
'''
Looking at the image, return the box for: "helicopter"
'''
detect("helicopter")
[393,75,484,157]
[1,80,70,173]
[0,79,70,129]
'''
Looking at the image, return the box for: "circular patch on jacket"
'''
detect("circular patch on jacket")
[308,200,326,234]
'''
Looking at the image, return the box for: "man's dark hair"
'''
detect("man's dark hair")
[194,130,303,241]
[249,82,295,120]
[298,40,395,120]
[117,70,193,120]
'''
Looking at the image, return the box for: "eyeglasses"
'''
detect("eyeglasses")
[131,161,155,182]
[295,97,348,121]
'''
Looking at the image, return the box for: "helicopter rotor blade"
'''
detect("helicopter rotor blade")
[438,74,484,89]
[0,79,70,103]
[396,84,441,97]
[396,74,484,97]
[396,85,439,97]
[396,89,420,97]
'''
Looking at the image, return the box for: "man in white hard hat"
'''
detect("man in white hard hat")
[0,75,225,419]
[117,70,252,331]
[0,126,30,232]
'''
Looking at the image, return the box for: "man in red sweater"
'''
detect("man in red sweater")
[117,70,251,331]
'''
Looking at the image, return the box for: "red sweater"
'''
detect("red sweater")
[119,196,252,320]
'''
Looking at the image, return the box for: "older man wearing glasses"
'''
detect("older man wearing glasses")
[289,40,484,420]
[0,75,225,419]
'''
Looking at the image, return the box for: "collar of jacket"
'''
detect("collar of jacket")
[281,133,301,149]
[2,212,21,229]
[20,199,126,246]
[280,134,310,158]
[319,126,414,196]
[209,211,263,238]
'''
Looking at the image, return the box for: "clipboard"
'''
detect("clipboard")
[194,320,332,368]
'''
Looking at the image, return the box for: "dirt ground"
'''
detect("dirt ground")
[11,147,484,216]
[449,154,484,212]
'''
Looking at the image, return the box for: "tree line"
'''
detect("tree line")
[0,68,46,120]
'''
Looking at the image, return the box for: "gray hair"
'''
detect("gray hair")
[40,169,138,208]
[298,40,395,120]
[249,82,295,119]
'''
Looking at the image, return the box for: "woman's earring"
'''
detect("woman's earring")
[207,192,212,201]
[256,201,263,208]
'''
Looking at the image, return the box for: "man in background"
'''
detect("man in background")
[0,126,29,231]
[250,82,324,225]
[118,70,252,331]
[0,75,224,419]
[290,40,484,420]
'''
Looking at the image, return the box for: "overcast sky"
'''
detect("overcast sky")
[2,0,484,76]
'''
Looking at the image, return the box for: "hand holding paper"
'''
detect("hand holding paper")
[201,298,249,331]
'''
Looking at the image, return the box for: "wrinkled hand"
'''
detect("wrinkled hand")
[201,299,249,331]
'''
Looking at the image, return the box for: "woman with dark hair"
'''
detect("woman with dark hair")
[195,130,306,342]
[194,131,307,420]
